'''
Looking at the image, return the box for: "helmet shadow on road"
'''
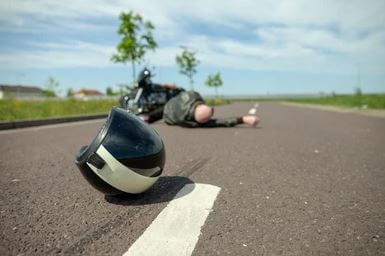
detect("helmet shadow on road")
[104,176,195,206]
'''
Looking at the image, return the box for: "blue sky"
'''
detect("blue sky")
[0,0,384,96]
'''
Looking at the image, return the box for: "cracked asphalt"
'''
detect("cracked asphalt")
[1,102,384,255]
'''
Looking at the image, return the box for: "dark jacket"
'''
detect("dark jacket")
[163,91,242,127]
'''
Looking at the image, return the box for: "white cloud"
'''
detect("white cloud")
[3,0,383,33]
[0,0,178,33]
[0,0,384,74]
[0,41,115,68]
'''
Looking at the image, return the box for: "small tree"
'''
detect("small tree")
[354,87,362,97]
[106,86,114,96]
[66,88,74,98]
[111,11,157,84]
[205,72,223,98]
[117,83,131,96]
[176,46,200,90]
[42,76,60,97]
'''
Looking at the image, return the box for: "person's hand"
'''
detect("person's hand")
[242,115,260,126]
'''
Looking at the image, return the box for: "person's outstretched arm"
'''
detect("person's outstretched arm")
[199,117,242,127]
[200,116,259,128]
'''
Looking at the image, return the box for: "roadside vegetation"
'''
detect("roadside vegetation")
[1,93,384,122]
[205,98,231,106]
[0,97,231,121]
[0,98,117,121]
[285,92,385,110]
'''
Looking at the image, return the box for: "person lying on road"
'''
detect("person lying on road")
[144,90,260,127]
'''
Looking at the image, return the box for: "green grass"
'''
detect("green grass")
[205,98,232,106]
[0,97,227,122]
[285,93,385,109]
[0,98,118,121]
[1,93,384,121]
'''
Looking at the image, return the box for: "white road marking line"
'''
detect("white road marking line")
[123,183,221,256]
[0,119,104,134]
[248,108,257,115]
[248,103,259,115]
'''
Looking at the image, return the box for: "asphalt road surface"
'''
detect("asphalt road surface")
[1,102,384,256]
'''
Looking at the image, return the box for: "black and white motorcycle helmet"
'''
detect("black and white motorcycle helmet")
[75,107,165,195]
